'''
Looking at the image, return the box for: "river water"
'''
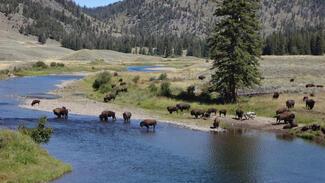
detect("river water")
[0,75,325,183]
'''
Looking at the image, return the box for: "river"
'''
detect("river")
[0,75,325,183]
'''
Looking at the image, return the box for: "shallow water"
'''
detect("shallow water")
[127,65,164,72]
[1,76,325,183]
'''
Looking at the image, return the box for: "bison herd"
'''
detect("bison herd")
[30,101,156,131]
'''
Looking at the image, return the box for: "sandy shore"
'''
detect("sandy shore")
[19,79,290,133]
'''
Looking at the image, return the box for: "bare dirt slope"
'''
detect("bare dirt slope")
[0,13,73,62]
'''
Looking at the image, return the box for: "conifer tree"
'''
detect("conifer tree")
[209,0,262,103]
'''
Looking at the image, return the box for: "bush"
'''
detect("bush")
[57,63,65,67]
[50,62,57,67]
[99,83,112,94]
[33,61,48,69]
[18,117,53,144]
[92,71,112,90]
[158,73,168,80]
[148,83,158,94]
[149,77,156,81]
[159,82,171,97]
[132,75,140,83]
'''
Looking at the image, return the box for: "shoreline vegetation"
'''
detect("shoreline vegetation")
[16,56,325,144]
[0,130,71,182]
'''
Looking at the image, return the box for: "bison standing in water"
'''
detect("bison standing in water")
[286,100,295,109]
[31,100,40,106]
[53,107,69,119]
[99,111,116,122]
[140,119,157,131]
[306,99,316,110]
[123,112,132,122]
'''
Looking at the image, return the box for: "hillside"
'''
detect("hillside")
[0,0,324,58]
[85,0,325,37]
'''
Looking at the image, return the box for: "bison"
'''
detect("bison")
[123,112,132,122]
[290,78,295,82]
[306,99,316,110]
[167,106,178,114]
[140,119,157,131]
[207,108,217,115]
[219,109,227,117]
[176,103,191,112]
[306,84,315,88]
[198,75,206,80]
[317,85,324,88]
[190,109,205,119]
[273,92,280,99]
[104,93,116,102]
[113,72,118,77]
[236,109,244,120]
[31,100,40,106]
[275,112,295,124]
[276,107,289,115]
[53,107,69,119]
[286,100,295,109]
[99,111,116,122]
[210,117,220,129]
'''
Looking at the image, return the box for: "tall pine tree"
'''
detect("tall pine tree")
[209,0,262,103]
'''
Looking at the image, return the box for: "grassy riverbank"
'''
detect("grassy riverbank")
[0,130,71,182]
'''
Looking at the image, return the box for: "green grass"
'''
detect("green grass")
[80,71,325,128]
[0,130,71,182]
[13,63,126,77]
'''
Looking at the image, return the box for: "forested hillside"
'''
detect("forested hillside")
[0,0,324,57]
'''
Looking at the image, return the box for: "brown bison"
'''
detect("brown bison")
[140,119,157,131]
[236,109,244,120]
[99,111,116,122]
[273,92,280,99]
[210,117,220,129]
[286,100,295,109]
[104,93,116,102]
[119,78,123,82]
[198,75,206,80]
[207,108,217,115]
[317,85,324,88]
[290,78,295,82]
[276,107,289,115]
[113,72,118,77]
[306,84,315,88]
[123,112,132,122]
[167,106,178,114]
[176,103,191,112]
[31,100,40,106]
[306,99,316,110]
[219,109,227,117]
[191,109,205,119]
[275,112,295,124]
[53,107,69,119]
